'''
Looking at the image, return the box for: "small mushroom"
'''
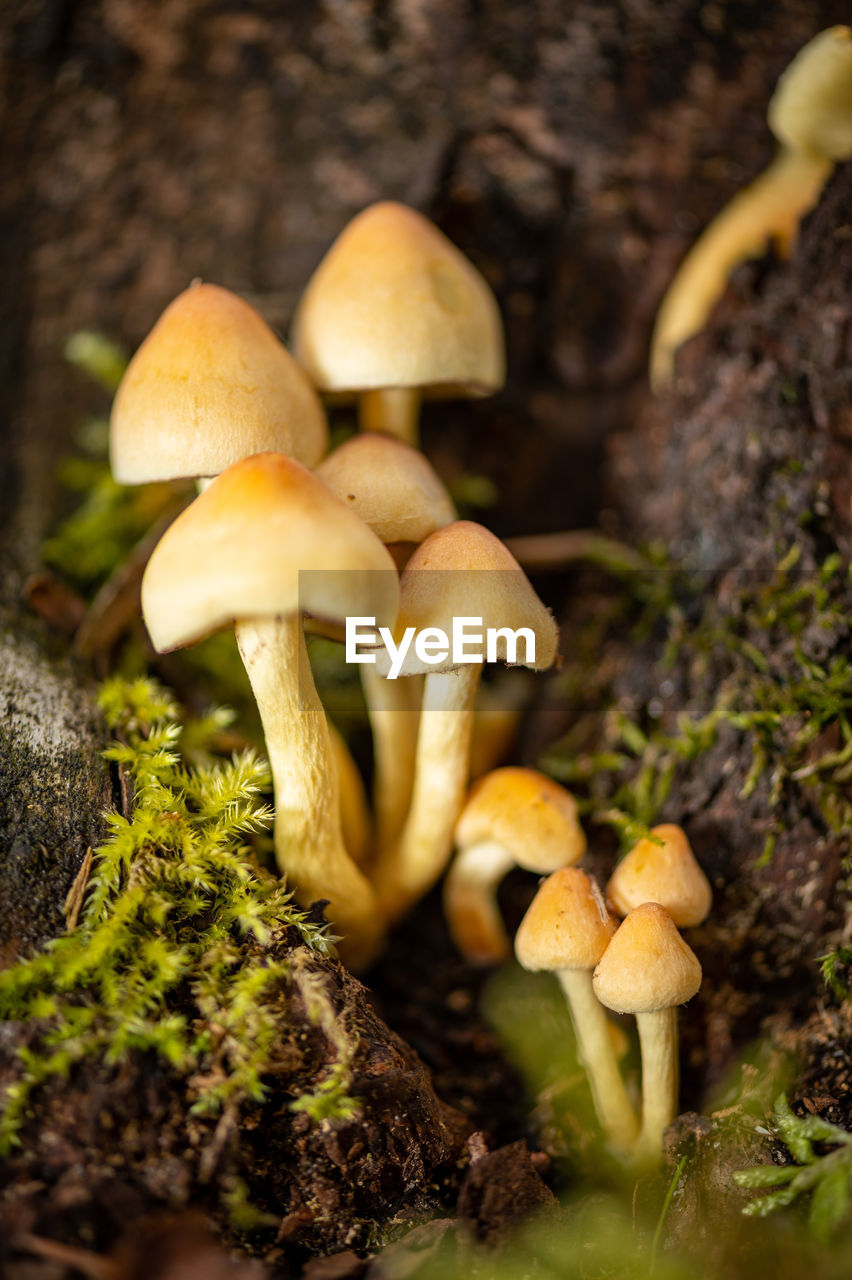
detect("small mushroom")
[606,823,712,927]
[650,25,852,389]
[292,202,505,446]
[372,521,559,922]
[445,767,586,965]
[111,282,328,482]
[317,433,457,855]
[141,452,398,968]
[593,902,702,1163]
[515,868,638,1150]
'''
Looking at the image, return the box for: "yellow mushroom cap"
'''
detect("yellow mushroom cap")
[142,452,399,653]
[111,282,328,483]
[455,767,586,873]
[592,903,702,1015]
[315,433,456,544]
[768,27,852,161]
[515,867,616,972]
[606,824,712,927]
[379,520,559,676]
[291,202,505,398]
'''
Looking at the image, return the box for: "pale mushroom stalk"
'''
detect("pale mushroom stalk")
[443,839,518,965]
[359,387,422,445]
[634,1006,679,1162]
[236,615,383,969]
[557,969,640,1152]
[376,665,479,921]
[650,147,829,389]
[362,664,421,859]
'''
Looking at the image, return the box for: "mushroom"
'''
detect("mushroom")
[650,25,852,389]
[317,433,457,855]
[445,767,586,965]
[141,452,399,968]
[606,823,712,927]
[515,868,638,1150]
[111,281,328,483]
[291,202,505,446]
[592,902,702,1163]
[372,521,559,922]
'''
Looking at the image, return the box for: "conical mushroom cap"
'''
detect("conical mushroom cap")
[378,521,559,676]
[315,434,456,544]
[292,202,505,398]
[592,903,702,1015]
[142,452,399,653]
[111,283,328,483]
[515,868,615,972]
[768,26,852,161]
[455,767,586,873]
[606,824,712,927]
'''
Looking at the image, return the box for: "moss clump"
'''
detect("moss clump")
[543,548,852,858]
[0,675,357,1159]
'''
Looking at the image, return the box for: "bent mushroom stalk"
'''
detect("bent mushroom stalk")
[291,201,505,446]
[593,902,702,1164]
[372,521,559,923]
[316,433,456,857]
[445,767,586,965]
[650,25,852,389]
[141,452,399,969]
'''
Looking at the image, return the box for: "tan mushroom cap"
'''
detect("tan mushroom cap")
[768,26,852,161]
[291,202,505,397]
[515,868,616,972]
[592,903,702,1015]
[455,767,586,873]
[142,452,398,653]
[111,283,328,483]
[315,434,456,544]
[379,521,559,676]
[606,824,712,927]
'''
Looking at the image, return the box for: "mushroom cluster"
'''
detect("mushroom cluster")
[108,200,559,971]
[511,821,711,1163]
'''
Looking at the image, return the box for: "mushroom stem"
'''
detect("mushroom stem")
[444,839,518,964]
[557,968,639,1151]
[650,146,830,389]
[375,665,479,921]
[362,663,421,860]
[635,1005,679,1163]
[235,614,384,968]
[359,387,422,445]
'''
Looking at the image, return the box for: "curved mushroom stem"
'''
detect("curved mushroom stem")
[235,615,384,969]
[375,664,480,922]
[635,1005,679,1164]
[359,387,422,445]
[443,839,517,964]
[650,146,831,390]
[362,664,421,860]
[328,721,372,868]
[557,968,639,1152]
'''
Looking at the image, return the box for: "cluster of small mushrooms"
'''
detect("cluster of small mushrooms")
[108,189,716,1163]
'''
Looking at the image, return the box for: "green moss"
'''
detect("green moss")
[0,676,359,1163]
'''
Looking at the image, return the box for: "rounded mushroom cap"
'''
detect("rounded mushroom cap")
[377,520,559,676]
[606,824,712,927]
[592,903,702,1015]
[455,767,586,873]
[292,202,505,398]
[111,282,328,483]
[768,26,852,161]
[142,452,399,653]
[515,868,616,972]
[315,434,456,544]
